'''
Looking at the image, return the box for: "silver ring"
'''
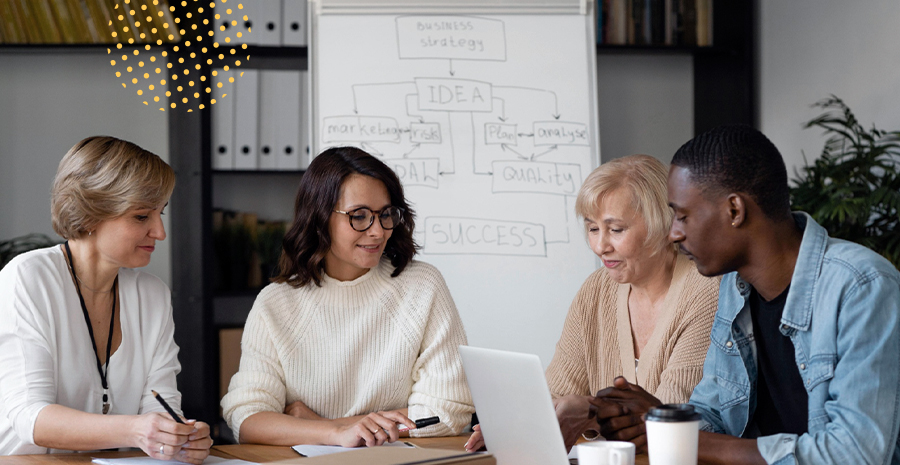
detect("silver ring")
[159,444,165,455]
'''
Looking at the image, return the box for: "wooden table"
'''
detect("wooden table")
[2,436,649,464]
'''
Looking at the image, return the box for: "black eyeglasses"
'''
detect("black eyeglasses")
[333,206,404,232]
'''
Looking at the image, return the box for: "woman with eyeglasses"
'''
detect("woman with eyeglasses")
[221,146,474,448]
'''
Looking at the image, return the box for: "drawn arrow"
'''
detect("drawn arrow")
[449,59,455,76]
[403,143,421,158]
[501,143,528,160]
[360,142,383,157]
[531,145,558,160]
[405,94,426,122]
[493,97,507,122]
[517,133,534,137]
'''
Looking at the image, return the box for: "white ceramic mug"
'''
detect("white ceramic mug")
[577,440,636,465]
[645,404,701,465]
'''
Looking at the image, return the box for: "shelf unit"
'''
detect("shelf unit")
[165,0,754,437]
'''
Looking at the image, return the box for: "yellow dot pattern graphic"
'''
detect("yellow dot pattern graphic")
[108,0,252,112]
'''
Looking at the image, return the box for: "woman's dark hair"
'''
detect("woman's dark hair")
[274,146,417,287]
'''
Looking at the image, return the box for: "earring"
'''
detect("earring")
[89,230,93,236]
[731,222,736,227]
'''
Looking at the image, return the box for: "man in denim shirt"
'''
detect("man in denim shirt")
[594,125,900,464]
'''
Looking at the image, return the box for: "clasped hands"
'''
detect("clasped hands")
[464,376,661,454]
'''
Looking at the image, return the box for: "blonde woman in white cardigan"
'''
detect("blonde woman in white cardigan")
[221,146,474,448]
[0,137,212,462]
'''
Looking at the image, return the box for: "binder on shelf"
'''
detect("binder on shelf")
[260,71,302,170]
[213,2,236,46]
[255,0,282,46]
[258,71,283,170]
[299,70,311,169]
[236,0,258,45]
[212,69,236,170]
[234,69,260,170]
[281,0,307,46]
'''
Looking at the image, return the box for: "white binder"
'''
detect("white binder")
[211,69,236,170]
[270,71,302,170]
[281,0,307,46]
[234,69,260,170]
[213,3,238,47]
[258,71,284,170]
[236,0,258,45]
[256,0,283,46]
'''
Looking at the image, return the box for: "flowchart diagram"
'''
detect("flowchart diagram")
[318,15,595,257]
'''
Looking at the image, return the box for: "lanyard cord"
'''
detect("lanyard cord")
[64,242,117,411]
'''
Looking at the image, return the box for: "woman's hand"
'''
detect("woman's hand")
[329,410,415,448]
[464,424,485,452]
[129,412,197,462]
[173,420,213,464]
[284,400,326,421]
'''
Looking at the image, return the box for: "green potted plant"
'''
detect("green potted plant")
[790,96,900,269]
[0,233,60,270]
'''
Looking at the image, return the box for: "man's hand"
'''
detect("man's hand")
[591,377,662,453]
[555,395,625,452]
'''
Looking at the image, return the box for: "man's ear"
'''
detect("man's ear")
[727,193,746,228]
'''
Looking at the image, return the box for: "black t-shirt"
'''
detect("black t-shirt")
[749,284,809,436]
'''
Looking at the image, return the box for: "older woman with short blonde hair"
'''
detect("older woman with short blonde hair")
[547,154,719,449]
[0,136,212,463]
[465,155,720,453]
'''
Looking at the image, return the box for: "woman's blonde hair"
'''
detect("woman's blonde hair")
[51,136,175,240]
[575,154,674,254]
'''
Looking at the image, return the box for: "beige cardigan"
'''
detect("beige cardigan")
[545,253,719,404]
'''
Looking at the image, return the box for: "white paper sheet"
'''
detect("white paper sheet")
[292,441,414,457]
[92,455,256,465]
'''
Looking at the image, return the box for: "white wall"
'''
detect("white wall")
[759,0,900,176]
[597,54,694,164]
[0,51,171,285]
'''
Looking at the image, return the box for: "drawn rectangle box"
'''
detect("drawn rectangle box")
[387,158,440,188]
[491,161,582,196]
[322,115,400,143]
[423,217,546,257]
[409,122,442,144]
[484,123,517,145]
[395,16,507,61]
[533,121,590,146]
[414,78,493,112]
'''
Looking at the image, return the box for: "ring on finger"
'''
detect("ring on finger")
[159,444,165,455]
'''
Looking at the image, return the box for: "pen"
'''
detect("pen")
[151,390,186,424]
[398,416,441,432]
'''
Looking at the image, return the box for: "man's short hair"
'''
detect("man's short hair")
[671,124,791,220]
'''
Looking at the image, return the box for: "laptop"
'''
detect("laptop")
[459,345,572,465]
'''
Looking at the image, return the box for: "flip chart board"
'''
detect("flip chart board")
[310,0,600,365]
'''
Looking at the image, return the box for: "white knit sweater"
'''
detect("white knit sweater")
[221,258,474,441]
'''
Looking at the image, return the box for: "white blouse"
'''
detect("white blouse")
[0,246,182,455]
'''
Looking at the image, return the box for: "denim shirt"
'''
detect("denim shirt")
[688,212,900,465]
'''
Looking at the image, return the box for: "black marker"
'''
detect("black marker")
[151,390,186,424]
[398,416,441,431]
